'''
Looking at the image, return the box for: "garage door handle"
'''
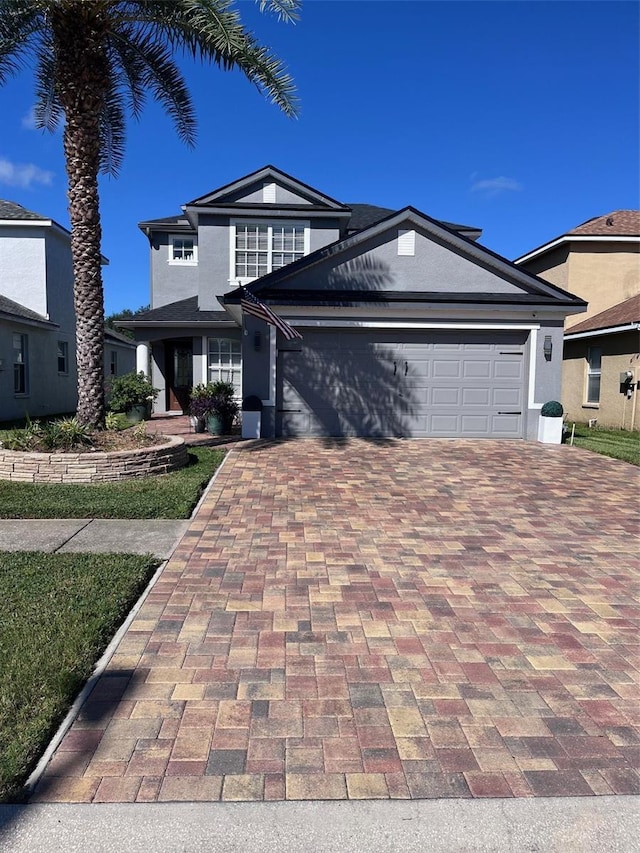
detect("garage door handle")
[404,361,408,376]
[498,411,521,415]
[500,352,523,355]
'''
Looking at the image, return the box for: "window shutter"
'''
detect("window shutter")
[397,229,415,256]
[263,182,277,203]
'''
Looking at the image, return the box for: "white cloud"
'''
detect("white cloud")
[470,176,523,197]
[0,157,54,189]
[21,107,37,130]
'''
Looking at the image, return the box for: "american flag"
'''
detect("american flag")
[240,288,303,341]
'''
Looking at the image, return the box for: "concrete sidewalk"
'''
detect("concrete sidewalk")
[0,797,638,852]
[0,519,189,560]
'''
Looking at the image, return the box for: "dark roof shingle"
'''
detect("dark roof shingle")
[0,293,53,324]
[118,296,231,324]
[0,200,48,221]
[568,210,640,237]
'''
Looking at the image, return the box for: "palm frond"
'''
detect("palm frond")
[0,0,42,83]
[255,0,301,25]
[98,62,127,176]
[110,23,197,146]
[33,37,64,132]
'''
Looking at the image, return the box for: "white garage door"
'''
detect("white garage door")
[277,329,527,438]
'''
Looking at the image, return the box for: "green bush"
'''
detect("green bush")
[107,371,159,412]
[541,400,564,417]
[0,417,92,452]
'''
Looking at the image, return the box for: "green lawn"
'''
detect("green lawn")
[0,552,159,802]
[0,447,225,519]
[570,424,640,466]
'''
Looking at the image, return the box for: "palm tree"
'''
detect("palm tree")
[0,0,299,426]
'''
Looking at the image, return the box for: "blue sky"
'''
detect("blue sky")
[0,0,638,315]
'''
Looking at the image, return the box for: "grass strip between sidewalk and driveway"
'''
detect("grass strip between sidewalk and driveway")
[570,424,640,466]
[0,447,225,519]
[0,552,160,803]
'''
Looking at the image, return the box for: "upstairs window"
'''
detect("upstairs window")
[13,333,28,395]
[232,220,308,283]
[586,347,602,404]
[57,340,69,375]
[170,236,197,264]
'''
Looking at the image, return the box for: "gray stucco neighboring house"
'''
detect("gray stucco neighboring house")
[0,200,135,422]
[121,165,587,439]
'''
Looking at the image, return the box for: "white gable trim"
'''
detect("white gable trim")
[515,234,640,265]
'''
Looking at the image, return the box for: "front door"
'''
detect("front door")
[166,340,193,412]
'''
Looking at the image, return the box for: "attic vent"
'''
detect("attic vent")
[397,229,415,256]
[263,183,277,203]
[606,217,614,226]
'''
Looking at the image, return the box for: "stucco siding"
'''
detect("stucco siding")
[562,330,640,428]
[564,245,640,329]
[518,246,570,291]
[274,228,525,295]
[0,320,77,421]
[149,231,199,309]
[0,226,47,316]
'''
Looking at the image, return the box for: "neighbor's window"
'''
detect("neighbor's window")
[57,340,69,374]
[233,221,307,282]
[208,338,242,396]
[110,350,118,376]
[13,333,28,395]
[586,346,602,404]
[170,236,197,263]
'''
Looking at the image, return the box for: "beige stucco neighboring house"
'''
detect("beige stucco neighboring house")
[563,294,640,429]
[515,210,639,330]
[515,210,639,426]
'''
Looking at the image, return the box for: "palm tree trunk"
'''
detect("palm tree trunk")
[52,5,108,427]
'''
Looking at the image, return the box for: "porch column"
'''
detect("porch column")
[136,342,150,377]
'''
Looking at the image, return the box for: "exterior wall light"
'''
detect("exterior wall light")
[543,336,553,361]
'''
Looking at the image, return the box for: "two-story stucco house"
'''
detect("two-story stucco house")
[0,200,135,422]
[516,210,640,428]
[122,165,587,440]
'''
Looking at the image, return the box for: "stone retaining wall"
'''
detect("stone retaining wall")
[0,435,188,483]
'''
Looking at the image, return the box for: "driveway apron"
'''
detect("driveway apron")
[31,440,640,803]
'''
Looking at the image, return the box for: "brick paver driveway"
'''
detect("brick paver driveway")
[33,440,640,802]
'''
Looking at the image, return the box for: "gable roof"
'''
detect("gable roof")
[0,293,57,327]
[515,209,640,265]
[224,205,587,311]
[186,164,350,211]
[0,200,49,221]
[565,293,640,337]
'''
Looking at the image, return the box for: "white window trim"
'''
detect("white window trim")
[585,346,602,405]
[57,340,69,375]
[13,332,29,397]
[207,336,242,396]
[229,218,310,285]
[168,234,198,266]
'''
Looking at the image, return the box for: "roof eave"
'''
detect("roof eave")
[565,322,640,340]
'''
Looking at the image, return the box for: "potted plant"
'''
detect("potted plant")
[206,381,239,435]
[538,400,564,444]
[188,384,213,433]
[107,371,159,423]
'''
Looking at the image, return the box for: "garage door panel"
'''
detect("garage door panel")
[433,360,462,379]
[463,387,491,406]
[492,387,522,406]
[277,330,527,439]
[463,360,491,378]
[432,387,461,405]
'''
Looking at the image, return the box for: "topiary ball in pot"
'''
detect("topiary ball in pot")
[541,400,563,418]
